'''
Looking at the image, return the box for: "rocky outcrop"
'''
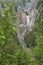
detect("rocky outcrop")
[16,0,39,49]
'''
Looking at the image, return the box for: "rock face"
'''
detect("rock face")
[16,0,39,49]
[16,9,38,49]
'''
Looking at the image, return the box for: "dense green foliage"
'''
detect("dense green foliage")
[0,0,43,65]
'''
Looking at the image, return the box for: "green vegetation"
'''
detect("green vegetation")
[0,0,43,65]
[0,2,32,65]
[24,3,43,65]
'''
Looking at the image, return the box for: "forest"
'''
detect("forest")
[0,0,43,65]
